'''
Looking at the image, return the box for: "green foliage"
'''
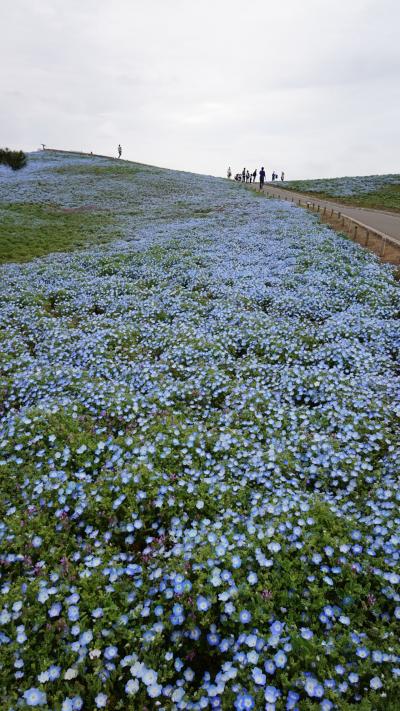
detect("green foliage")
[0,203,116,263]
[0,148,27,171]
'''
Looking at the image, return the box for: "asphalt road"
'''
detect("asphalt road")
[259,183,400,244]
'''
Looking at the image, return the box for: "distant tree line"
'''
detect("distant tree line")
[0,148,27,170]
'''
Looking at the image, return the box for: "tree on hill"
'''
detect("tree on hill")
[0,148,27,171]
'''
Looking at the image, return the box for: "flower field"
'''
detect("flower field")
[277,174,400,213]
[0,152,400,710]
[278,175,400,198]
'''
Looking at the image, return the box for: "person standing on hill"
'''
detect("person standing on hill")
[253,169,257,183]
[227,166,232,179]
[118,144,122,159]
[259,166,266,190]
[281,171,285,181]
[242,168,246,183]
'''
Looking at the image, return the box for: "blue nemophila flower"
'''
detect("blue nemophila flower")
[320,700,334,711]
[197,595,211,612]
[92,607,104,618]
[370,676,383,690]
[234,692,255,710]
[349,673,359,684]
[104,645,118,660]
[286,690,300,709]
[270,621,284,636]
[300,627,313,640]
[207,631,220,646]
[147,683,162,698]
[125,679,139,695]
[304,676,324,698]
[356,646,370,659]
[252,667,266,685]
[142,668,158,686]
[47,602,61,618]
[265,660,276,675]
[264,686,280,703]
[62,698,83,711]
[239,610,252,624]
[94,693,108,708]
[23,688,47,706]
[67,606,79,621]
[232,556,242,569]
[274,650,287,668]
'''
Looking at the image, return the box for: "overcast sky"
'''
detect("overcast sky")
[1,0,399,178]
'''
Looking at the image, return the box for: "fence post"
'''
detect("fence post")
[365,231,370,246]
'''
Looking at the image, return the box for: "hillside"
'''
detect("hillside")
[277,174,400,212]
[0,152,399,709]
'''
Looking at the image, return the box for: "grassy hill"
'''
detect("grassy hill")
[0,151,222,263]
[277,173,400,212]
[0,152,399,709]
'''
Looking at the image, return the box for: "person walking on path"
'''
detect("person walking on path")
[118,144,122,159]
[281,171,285,181]
[259,166,266,190]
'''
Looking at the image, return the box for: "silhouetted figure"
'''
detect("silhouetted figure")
[246,170,250,183]
[281,171,285,181]
[253,169,257,183]
[227,166,232,179]
[118,144,122,158]
[259,166,266,189]
[242,168,246,183]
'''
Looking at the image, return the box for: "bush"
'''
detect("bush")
[0,147,27,170]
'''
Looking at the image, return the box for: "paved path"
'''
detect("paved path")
[259,183,400,245]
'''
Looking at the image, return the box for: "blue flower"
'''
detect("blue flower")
[300,627,313,640]
[265,686,280,703]
[286,691,300,709]
[67,606,80,622]
[23,688,47,706]
[274,650,287,668]
[264,660,276,675]
[234,692,255,710]
[239,609,252,624]
[232,555,242,569]
[356,646,369,659]
[104,646,118,660]
[252,667,266,685]
[94,693,108,708]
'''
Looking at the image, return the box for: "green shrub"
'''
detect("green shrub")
[0,148,27,170]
